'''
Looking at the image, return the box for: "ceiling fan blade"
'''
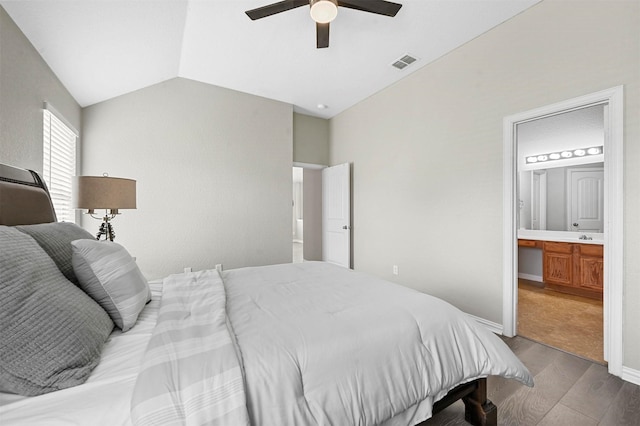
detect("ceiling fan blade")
[337,0,402,17]
[316,22,330,48]
[245,0,309,20]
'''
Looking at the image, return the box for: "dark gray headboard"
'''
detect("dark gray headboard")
[0,163,57,225]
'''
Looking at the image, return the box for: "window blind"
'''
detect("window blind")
[43,108,77,223]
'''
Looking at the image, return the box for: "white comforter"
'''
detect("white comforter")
[132,262,532,426]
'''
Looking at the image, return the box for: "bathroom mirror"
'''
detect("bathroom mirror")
[517,104,605,232]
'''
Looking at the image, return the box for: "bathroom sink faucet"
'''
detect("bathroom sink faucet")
[579,234,593,240]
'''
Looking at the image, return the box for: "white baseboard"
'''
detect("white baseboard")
[622,366,640,386]
[467,313,503,335]
[518,273,543,282]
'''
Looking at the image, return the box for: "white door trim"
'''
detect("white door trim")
[502,86,624,377]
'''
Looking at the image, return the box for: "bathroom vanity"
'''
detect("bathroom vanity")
[518,238,603,300]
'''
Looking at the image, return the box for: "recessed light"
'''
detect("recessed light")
[317,104,328,109]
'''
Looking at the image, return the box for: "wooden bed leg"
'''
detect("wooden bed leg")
[462,378,497,426]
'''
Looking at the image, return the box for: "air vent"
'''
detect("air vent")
[391,54,418,70]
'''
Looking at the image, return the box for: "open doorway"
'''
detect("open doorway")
[516,105,605,363]
[503,86,624,377]
[292,164,324,263]
[292,167,304,262]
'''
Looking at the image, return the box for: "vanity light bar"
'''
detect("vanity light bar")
[526,145,603,164]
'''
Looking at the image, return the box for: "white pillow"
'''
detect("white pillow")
[71,239,150,332]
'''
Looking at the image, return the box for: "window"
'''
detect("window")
[42,105,78,223]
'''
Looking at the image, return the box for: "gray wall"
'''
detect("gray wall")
[293,113,329,261]
[0,6,80,172]
[293,113,329,166]
[545,167,566,231]
[329,0,640,370]
[302,168,322,261]
[82,77,293,279]
[518,247,542,281]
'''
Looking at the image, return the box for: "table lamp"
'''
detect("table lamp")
[72,174,136,241]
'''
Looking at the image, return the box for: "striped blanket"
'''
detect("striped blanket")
[130,270,249,426]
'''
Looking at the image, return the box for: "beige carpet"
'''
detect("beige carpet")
[518,280,604,364]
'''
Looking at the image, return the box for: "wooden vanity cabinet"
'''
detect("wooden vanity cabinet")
[543,242,573,287]
[577,244,604,292]
[542,241,603,300]
[518,239,541,249]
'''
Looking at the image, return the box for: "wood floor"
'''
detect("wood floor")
[425,335,640,425]
[517,279,604,364]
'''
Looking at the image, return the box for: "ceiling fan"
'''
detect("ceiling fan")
[245,0,402,49]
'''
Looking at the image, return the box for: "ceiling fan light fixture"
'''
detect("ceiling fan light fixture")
[310,0,338,24]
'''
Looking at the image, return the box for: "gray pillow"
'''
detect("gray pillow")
[0,226,114,396]
[16,222,94,285]
[72,239,150,332]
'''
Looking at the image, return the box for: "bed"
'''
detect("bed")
[0,163,533,425]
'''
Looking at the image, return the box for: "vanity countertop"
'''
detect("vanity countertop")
[518,230,604,245]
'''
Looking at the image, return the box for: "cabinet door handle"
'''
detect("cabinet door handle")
[342,225,351,230]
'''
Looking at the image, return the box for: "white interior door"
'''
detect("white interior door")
[568,168,604,232]
[322,163,350,268]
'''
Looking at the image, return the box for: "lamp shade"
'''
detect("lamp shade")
[72,176,136,210]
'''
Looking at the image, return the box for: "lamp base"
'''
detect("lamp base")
[96,218,116,241]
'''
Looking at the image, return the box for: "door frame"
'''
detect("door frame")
[502,86,624,377]
[293,162,326,262]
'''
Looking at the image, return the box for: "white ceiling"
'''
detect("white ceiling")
[1,0,541,119]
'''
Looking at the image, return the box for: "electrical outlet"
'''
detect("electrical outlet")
[393,265,399,275]
[184,267,192,273]
[215,264,223,272]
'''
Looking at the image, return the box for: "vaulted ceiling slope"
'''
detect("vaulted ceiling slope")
[1,0,541,118]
